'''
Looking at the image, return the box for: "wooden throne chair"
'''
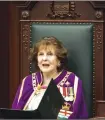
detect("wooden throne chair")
[10,1,104,118]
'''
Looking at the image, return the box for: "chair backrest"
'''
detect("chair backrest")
[30,22,93,118]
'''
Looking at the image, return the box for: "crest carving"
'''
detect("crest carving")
[47,1,81,19]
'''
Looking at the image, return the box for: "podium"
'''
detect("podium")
[0,108,41,119]
[0,79,64,119]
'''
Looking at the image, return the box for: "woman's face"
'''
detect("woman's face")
[37,45,59,74]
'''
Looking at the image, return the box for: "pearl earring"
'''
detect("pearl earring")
[58,62,60,67]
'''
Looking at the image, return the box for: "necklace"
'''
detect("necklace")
[35,83,47,95]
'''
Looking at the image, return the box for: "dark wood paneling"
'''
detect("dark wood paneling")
[0,1,9,108]
[9,2,20,107]
[94,23,103,100]
[96,101,105,117]
[103,10,105,100]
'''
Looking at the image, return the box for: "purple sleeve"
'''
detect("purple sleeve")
[12,85,21,109]
[69,80,88,119]
[11,75,33,110]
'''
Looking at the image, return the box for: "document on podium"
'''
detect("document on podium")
[0,79,64,119]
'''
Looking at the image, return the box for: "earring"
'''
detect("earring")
[58,62,60,67]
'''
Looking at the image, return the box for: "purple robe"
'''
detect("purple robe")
[12,70,88,119]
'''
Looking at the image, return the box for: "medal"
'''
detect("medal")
[37,84,41,90]
[35,83,42,95]
[63,87,74,101]
[64,96,70,101]
[68,95,74,101]
[62,102,71,111]
[35,83,47,95]
[69,87,74,95]
[68,87,74,101]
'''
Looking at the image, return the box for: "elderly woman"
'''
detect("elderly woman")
[12,37,88,119]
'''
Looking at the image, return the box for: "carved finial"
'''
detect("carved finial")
[21,10,29,19]
[95,11,103,19]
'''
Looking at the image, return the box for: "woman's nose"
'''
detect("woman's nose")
[42,55,48,60]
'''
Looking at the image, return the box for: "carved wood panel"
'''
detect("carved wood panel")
[20,22,30,80]
[94,23,103,100]
[20,1,103,21]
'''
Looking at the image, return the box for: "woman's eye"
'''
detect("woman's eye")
[38,53,43,56]
[47,52,53,56]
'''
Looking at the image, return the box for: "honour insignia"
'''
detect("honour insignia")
[62,102,71,111]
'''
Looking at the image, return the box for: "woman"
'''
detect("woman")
[12,37,88,119]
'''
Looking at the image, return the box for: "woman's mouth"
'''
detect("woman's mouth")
[42,64,50,67]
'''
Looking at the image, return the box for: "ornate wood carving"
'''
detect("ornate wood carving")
[95,11,103,19]
[20,22,30,79]
[94,22,103,100]
[95,23,103,50]
[21,10,30,19]
[47,1,81,19]
[22,24,30,52]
